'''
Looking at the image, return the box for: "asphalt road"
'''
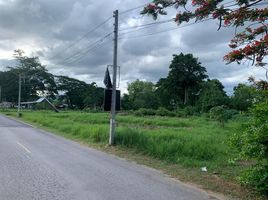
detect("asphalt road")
[0,115,218,200]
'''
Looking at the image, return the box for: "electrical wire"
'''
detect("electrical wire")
[64,39,113,65]
[120,3,149,15]
[118,18,212,40]
[61,33,113,65]
[50,16,113,60]
[119,18,174,32]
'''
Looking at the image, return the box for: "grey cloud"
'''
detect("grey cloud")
[0,59,16,69]
[0,0,266,94]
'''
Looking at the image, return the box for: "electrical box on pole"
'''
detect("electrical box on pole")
[104,89,121,111]
[109,10,119,145]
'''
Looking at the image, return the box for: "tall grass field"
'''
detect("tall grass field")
[2,110,243,172]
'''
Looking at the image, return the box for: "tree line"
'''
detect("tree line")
[122,53,268,113]
[0,50,104,109]
[1,51,267,112]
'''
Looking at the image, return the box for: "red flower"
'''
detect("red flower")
[254,41,261,47]
[243,45,253,55]
[147,3,156,10]
[264,34,268,41]
[212,11,219,19]
[201,1,209,7]
[224,19,231,26]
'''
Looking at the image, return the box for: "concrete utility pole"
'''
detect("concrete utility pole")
[17,74,21,117]
[109,10,119,145]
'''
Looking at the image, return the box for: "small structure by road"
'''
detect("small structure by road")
[21,97,59,112]
[0,102,14,108]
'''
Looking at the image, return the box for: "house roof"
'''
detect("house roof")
[21,97,46,105]
[21,97,59,112]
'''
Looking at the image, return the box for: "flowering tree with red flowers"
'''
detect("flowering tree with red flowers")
[141,0,268,69]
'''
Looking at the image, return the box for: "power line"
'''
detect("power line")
[64,39,112,65]
[50,16,113,60]
[61,33,112,65]
[61,32,113,65]
[119,19,175,37]
[120,3,149,15]
[119,18,174,32]
[118,18,212,40]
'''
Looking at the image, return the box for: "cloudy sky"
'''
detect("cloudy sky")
[0,0,267,95]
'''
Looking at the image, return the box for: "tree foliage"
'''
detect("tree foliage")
[209,105,229,127]
[197,79,229,111]
[123,79,158,110]
[231,77,268,110]
[0,50,104,110]
[141,0,268,67]
[157,53,207,107]
[231,100,268,194]
[0,50,57,102]
[231,83,256,110]
[83,83,104,110]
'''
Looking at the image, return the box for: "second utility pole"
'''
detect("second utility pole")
[109,10,119,145]
[17,74,21,117]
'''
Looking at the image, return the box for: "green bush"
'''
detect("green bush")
[134,108,156,116]
[225,109,239,119]
[176,106,199,117]
[184,106,198,116]
[134,108,177,117]
[209,105,229,127]
[156,107,176,117]
[231,101,268,194]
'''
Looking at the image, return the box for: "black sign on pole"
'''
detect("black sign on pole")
[103,67,113,89]
[104,89,120,111]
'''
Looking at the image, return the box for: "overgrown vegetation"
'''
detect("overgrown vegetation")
[231,101,268,194]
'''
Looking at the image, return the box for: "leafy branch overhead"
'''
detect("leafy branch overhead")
[140,0,268,67]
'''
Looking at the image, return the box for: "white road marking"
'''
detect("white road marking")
[17,142,31,154]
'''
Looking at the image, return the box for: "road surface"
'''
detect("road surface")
[0,115,219,200]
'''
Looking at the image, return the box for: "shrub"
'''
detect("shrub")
[209,105,229,127]
[183,106,198,116]
[134,108,156,116]
[156,107,176,117]
[225,109,239,119]
[176,106,199,117]
[231,100,268,194]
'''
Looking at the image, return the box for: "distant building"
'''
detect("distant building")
[21,97,59,112]
[0,102,14,108]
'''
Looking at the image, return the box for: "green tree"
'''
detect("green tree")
[0,50,57,103]
[126,79,158,110]
[0,70,19,103]
[231,83,256,111]
[83,83,104,110]
[55,76,89,109]
[121,94,132,110]
[155,78,176,110]
[162,53,207,107]
[209,105,229,127]
[231,100,268,194]
[197,79,229,111]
